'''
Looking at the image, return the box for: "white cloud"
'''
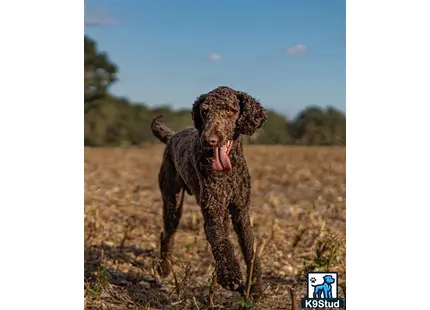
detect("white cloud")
[286,44,307,55]
[207,53,221,61]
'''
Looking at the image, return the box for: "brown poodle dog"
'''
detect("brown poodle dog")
[151,86,267,298]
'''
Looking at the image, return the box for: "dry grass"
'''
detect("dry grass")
[84,145,346,310]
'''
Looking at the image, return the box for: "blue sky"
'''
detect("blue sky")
[84,0,345,118]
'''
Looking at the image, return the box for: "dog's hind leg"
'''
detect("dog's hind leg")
[158,154,185,278]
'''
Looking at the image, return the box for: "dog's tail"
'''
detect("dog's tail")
[151,115,175,144]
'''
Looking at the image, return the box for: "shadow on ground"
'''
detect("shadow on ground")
[84,244,311,309]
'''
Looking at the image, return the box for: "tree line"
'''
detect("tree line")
[84,35,346,146]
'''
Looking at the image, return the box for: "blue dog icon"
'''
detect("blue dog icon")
[312,275,335,298]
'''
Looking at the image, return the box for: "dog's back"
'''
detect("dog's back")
[152,118,198,196]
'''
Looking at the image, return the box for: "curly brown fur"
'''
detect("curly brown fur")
[151,86,267,298]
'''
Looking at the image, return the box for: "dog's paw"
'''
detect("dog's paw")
[157,259,172,278]
[215,268,243,292]
[228,281,243,292]
[250,280,264,300]
[220,277,243,292]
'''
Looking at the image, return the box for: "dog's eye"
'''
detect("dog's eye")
[224,110,234,117]
[201,110,208,117]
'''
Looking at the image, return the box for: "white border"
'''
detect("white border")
[1,0,429,309]
[347,0,430,309]
[0,1,82,309]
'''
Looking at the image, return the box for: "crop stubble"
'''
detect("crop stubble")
[84,145,346,310]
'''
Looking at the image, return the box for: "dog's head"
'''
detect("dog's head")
[323,275,335,285]
[191,86,267,172]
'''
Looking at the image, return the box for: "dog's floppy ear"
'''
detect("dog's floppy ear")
[236,91,267,135]
[191,94,206,133]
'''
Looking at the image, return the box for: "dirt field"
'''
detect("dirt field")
[84,145,346,310]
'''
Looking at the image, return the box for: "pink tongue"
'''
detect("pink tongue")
[212,145,232,171]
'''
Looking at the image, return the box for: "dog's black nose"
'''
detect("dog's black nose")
[208,137,218,146]
[203,135,219,147]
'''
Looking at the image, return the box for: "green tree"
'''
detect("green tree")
[84,35,118,105]
[289,106,346,145]
[254,110,292,144]
[324,107,346,145]
[84,97,119,146]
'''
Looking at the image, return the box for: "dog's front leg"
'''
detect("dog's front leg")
[230,203,263,298]
[200,194,243,292]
